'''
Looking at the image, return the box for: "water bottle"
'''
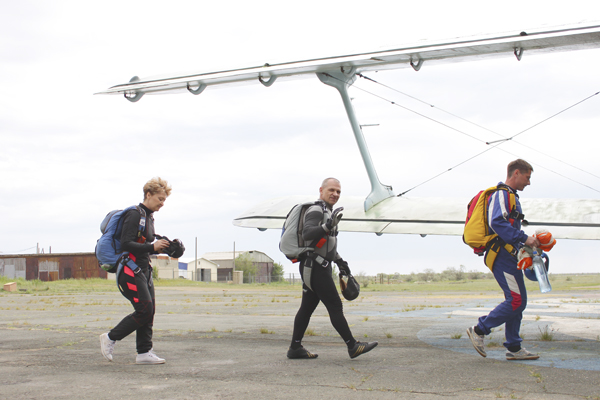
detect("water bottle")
[532,250,552,293]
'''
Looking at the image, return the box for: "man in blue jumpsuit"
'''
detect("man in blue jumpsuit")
[467,159,541,360]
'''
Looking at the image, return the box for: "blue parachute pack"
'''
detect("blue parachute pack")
[95,205,146,274]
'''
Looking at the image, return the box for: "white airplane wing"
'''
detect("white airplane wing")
[233,196,600,240]
[96,24,600,98]
[98,23,600,241]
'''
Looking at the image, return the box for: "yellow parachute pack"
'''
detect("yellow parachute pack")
[463,185,518,271]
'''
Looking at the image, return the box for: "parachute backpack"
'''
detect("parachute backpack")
[95,205,146,273]
[463,184,523,270]
[279,201,328,262]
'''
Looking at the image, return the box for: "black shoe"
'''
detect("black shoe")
[287,346,318,359]
[348,341,378,359]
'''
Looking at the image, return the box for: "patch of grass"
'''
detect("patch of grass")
[0,277,116,294]
[384,332,393,338]
[259,328,274,334]
[487,341,501,348]
[537,325,556,341]
[305,328,317,336]
[529,368,543,383]
[363,316,369,322]
[450,333,462,339]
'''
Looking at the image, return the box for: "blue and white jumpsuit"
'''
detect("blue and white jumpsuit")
[477,183,529,350]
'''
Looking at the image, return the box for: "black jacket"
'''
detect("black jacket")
[120,203,156,270]
[302,202,340,262]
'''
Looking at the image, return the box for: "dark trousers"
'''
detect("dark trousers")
[291,259,355,346]
[477,251,527,349]
[109,266,155,354]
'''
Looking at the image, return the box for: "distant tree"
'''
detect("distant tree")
[235,253,257,282]
[441,266,466,281]
[356,271,370,288]
[271,262,284,281]
[419,268,437,282]
[456,265,466,281]
[467,270,484,280]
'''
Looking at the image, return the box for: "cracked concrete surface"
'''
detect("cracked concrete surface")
[1,286,599,399]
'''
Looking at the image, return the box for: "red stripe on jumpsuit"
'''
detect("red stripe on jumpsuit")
[124,266,139,303]
[503,272,522,310]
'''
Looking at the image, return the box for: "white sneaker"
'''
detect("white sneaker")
[506,347,540,360]
[466,326,486,358]
[99,333,115,362]
[136,350,166,364]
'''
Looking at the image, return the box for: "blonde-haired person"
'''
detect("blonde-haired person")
[100,177,171,364]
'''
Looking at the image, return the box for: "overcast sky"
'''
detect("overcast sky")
[2,1,600,277]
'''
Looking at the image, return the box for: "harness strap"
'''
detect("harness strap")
[304,251,329,267]
[116,252,141,296]
[300,251,330,292]
[136,206,147,242]
[486,236,518,257]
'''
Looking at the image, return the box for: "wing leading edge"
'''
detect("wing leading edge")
[233,196,600,240]
[97,24,600,97]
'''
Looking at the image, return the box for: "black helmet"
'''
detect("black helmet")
[155,234,185,259]
[165,239,185,259]
[339,274,360,301]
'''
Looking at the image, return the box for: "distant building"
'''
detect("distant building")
[0,250,270,283]
[201,250,274,281]
[0,253,104,281]
[181,258,219,282]
[150,255,180,280]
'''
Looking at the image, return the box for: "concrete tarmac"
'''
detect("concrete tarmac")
[1,285,599,399]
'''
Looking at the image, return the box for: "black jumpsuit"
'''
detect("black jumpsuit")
[290,203,356,348]
[108,203,157,354]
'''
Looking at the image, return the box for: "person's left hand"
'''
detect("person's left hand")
[336,258,351,276]
[325,207,344,231]
[153,239,169,252]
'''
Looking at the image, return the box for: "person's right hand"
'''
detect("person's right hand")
[524,235,540,248]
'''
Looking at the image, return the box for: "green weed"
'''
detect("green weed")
[305,328,317,336]
[537,325,556,341]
